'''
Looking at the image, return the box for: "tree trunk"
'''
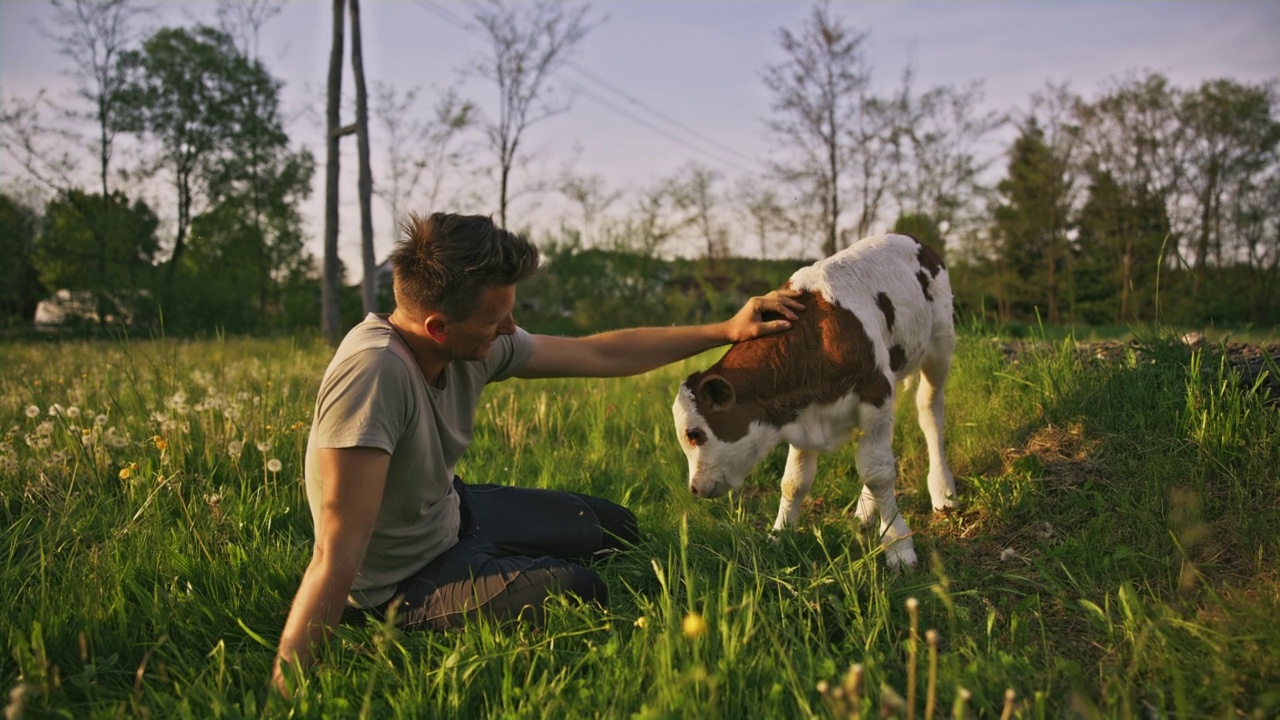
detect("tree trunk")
[322,0,345,344]
[350,0,377,315]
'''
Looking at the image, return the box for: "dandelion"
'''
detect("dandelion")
[81,429,96,448]
[634,616,648,629]
[35,422,53,436]
[48,403,65,417]
[228,440,244,459]
[267,458,282,473]
[256,440,272,453]
[153,436,168,452]
[66,406,81,419]
[167,391,187,409]
[151,411,169,424]
[681,612,708,640]
[95,414,108,426]
[24,406,39,418]
[118,462,138,480]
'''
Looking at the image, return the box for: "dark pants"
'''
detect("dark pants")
[368,478,639,632]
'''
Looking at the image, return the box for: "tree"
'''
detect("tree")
[737,178,788,259]
[322,0,344,343]
[992,119,1073,322]
[1075,170,1170,323]
[558,170,621,248]
[116,25,282,282]
[34,189,159,321]
[48,0,151,202]
[472,0,594,228]
[671,162,728,265]
[763,1,873,256]
[1178,79,1280,279]
[889,71,1006,254]
[373,83,476,253]
[0,193,44,326]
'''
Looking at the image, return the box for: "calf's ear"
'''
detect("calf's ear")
[696,374,736,412]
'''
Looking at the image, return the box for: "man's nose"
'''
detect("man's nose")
[498,314,516,335]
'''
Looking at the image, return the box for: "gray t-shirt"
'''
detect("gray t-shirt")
[303,313,534,608]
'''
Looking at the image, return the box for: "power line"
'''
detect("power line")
[410,0,765,175]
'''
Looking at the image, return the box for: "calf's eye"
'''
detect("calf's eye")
[685,428,706,447]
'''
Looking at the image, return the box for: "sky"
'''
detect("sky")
[3,0,1279,270]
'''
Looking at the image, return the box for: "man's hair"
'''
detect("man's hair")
[390,212,540,320]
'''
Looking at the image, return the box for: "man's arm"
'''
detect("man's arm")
[272,446,389,695]
[514,289,805,379]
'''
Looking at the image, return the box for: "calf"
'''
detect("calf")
[672,233,957,568]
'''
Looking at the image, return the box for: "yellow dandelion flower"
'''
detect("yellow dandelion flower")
[153,436,168,451]
[634,616,648,629]
[682,612,708,640]
[118,462,138,480]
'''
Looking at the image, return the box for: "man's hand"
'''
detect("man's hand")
[724,288,806,343]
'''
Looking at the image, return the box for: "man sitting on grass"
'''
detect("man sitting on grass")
[272,212,803,693]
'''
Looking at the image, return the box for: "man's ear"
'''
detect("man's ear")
[424,314,448,343]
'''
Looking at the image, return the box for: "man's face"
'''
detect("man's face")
[445,284,517,361]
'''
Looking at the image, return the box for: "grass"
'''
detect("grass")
[1,325,1277,718]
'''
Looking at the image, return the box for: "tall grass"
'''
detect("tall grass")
[1,327,1276,718]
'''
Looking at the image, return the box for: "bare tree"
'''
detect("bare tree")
[558,170,621,247]
[671,162,728,265]
[322,0,344,344]
[373,83,475,246]
[48,0,151,201]
[471,0,594,228]
[216,0,281,59]
[762,0,872,256]
[348,0,376,314]
[889,68,1006,252]
[737,178,788,259]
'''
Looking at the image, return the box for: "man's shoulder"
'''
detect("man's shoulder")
[328,315,414,377]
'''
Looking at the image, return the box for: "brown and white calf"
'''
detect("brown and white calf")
[672,233,957,568]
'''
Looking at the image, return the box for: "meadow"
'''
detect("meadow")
[1,325,1277,718]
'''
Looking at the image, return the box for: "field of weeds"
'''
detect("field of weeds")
[1,328,1277,718]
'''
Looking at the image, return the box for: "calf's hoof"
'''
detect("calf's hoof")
[884,543,919,571]
[930,496,959,513]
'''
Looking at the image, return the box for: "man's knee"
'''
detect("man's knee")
[587,499,640,550]
[543,560,608,606]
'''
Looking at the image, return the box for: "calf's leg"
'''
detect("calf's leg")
[857,401,917,568]
[916,339,958,511]
[772,445,817,531]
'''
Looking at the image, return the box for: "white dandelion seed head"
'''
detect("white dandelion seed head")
[167,391,187,409]
[36,422,53,437]
[66,406,80,418]
[151,411,169,424]
[256,440,271,453]
[25,405,40,418]
[228,440,244,458]
[50,450,69,464]
[48,403,65,417]
[267,458,282,473]
[0,457,17,473]
[999,548,1018,562]
[36,437,51,449]
[95,414,108,426]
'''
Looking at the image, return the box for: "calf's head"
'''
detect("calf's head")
[672,372,778,498]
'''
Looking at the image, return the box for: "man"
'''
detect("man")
[273,212,802,691]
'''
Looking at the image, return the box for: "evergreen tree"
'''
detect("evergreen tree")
[992,119,1073,322]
